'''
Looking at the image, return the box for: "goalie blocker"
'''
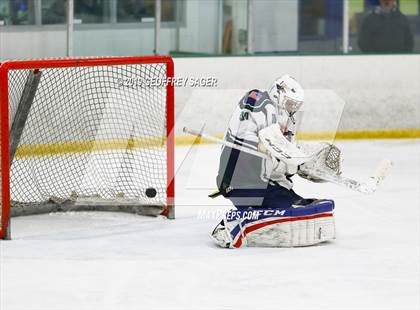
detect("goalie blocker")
[212,200,336,248]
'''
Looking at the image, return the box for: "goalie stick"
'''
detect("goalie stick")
[183,127,392,194]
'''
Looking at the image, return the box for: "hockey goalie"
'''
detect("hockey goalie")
[211,75,340,248]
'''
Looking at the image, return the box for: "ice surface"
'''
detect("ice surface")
[1,140,419,310]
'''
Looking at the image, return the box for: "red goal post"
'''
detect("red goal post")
[0,56,175,240]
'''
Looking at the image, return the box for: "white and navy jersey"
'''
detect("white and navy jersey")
[216,89,297,194]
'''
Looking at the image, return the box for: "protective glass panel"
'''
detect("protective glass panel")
[349,0,419,53]
[0,0,35,25]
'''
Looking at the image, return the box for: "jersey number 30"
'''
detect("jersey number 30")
[239,111,249,121]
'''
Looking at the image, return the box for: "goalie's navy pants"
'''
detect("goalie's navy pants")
[226,185,313,210]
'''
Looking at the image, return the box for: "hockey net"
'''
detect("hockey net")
[0,56,175,239]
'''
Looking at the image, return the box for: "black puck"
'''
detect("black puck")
[145,187,157,198]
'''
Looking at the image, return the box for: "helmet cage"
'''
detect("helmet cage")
[283,96,303,114]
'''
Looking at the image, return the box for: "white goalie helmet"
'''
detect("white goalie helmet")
[268,75,304,116]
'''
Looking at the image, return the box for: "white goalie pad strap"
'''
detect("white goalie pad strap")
[211,201,336,248]
[258,124,310,166]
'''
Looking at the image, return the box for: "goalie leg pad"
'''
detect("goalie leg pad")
[211,200,336,248]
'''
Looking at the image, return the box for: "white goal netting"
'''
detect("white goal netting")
[0,59,172,224]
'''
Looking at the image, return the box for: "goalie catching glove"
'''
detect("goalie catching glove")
[297,142,342,182]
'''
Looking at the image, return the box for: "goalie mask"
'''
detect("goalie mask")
[268,75,304,116]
